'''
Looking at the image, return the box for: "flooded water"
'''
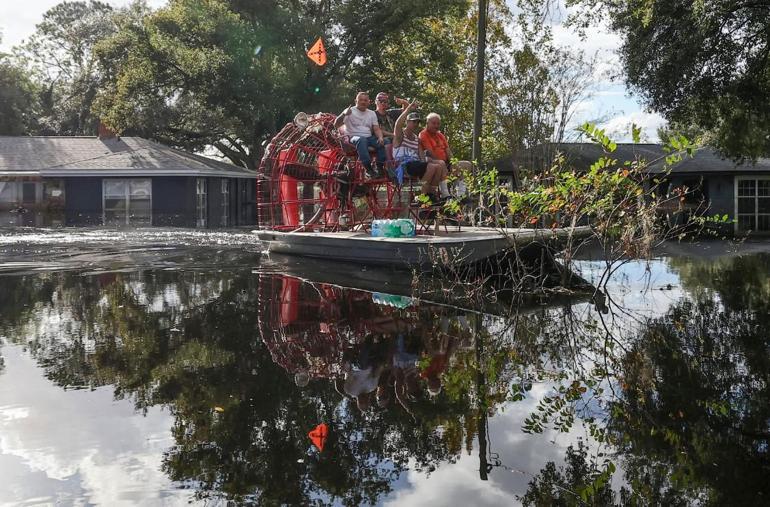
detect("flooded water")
[0,229,768,505]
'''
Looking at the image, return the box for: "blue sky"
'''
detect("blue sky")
[0,0,666,142]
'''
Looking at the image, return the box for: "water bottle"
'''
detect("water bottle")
[397,218,415,237]
[384,219,398,238]
[371,220,383,237]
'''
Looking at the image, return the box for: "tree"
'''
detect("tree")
[93,0,467,168]
[14,0,127,135]
[569,0,770,159]
[0,44,38,135]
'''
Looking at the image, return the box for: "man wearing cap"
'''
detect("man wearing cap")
[334,91,386,177]
[392,100,449,201]
[374,92,407,142]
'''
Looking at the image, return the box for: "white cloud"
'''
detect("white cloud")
[600,110,667,143]
[381,383,598,506]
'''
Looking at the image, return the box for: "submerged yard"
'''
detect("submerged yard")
[0,229,767,505]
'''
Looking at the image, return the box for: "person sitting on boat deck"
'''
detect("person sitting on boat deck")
[334,91,386,178]
[419,112,454,199]
[393,101,450,202]
[374,92,408,142]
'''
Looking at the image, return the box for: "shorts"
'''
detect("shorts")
[405,160,428,179]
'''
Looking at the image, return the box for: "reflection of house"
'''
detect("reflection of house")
[0,133,256,227]
[494,143,770,235]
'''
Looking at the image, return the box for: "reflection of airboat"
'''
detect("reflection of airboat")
[254,113,588,269]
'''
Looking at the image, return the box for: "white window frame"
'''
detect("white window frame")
[221,179,230,227]
[734,175,770,234]
[102,178,152,226]
[196,178,208,228]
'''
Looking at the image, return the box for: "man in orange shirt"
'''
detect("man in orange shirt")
[419,112,452,200]
[419,113,452,166]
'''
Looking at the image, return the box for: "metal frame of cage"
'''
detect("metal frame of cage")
[257,274,423,380]
[256,113,439,233]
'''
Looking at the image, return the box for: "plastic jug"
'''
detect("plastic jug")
[371,218,416,238]
[396,218,416,237]
[371,220,384,237]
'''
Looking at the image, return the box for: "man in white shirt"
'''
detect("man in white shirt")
[334,92,386,177]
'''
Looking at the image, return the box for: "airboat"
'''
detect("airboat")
[255,112,587,269]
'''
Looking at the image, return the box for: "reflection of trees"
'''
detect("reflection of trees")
[521,441,617,506]
[609,294,770,504]
[519,253,770,505]
[0,270,556,504]
[20,262,767,504]
[599,252,770,504]
[668,253,770,311]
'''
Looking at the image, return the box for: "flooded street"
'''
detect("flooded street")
[0,229,769,505]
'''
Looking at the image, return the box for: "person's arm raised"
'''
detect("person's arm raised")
[334,106,352,129]
[394,99,419,146]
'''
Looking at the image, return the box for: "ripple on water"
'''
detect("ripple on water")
[0,227,265,275]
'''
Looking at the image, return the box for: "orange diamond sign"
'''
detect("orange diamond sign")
[308,423,328,451]
[307,37,327,66]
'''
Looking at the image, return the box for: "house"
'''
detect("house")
[0,133,257,228]
[493,143,770,235]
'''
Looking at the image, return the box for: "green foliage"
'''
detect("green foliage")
[521,440,618,506]
[571,0,770,159]
[461,123,705,265]
[0,54,38,135]
[14,0,122,135]
[93,0,467,168]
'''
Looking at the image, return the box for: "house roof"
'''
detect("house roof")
[494,143,770,175]
[0,136,256,178]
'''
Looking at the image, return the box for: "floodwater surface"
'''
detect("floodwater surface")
[0,228,768,505]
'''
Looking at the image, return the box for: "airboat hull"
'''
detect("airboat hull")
[255,226,589,269]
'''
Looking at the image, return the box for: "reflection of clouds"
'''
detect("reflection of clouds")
[0,345,191,506]
[575,259,685,319]
[383,384,592,505]
[384,259,694,505]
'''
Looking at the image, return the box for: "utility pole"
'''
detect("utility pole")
[471,0,488,166]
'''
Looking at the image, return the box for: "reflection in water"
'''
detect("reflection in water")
[0,244,769,504]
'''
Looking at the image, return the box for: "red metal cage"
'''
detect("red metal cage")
[256,112,431,233]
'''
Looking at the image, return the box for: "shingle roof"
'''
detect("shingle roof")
[0,136,256,178]
[495,143,770,175]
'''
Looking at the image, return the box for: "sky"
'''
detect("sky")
[0,0,666,142]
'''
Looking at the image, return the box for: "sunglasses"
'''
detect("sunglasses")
[376,98,388,102]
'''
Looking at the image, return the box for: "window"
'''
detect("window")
[736,177,770,232]
[221,179,230,227]
[44,179,65,201]
[22,182,37,204]
[103,178,152,226]
[196,178,208,228]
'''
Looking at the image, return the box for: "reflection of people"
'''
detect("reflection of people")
[392,334,421,413]
[335,91,386,178]
[344,365,384,411]
[294,371,310,388]
[343,334,388,411]
[420,317,457,396]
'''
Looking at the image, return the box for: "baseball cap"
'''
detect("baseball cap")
[406,112,421,121]
[375,92,389,101]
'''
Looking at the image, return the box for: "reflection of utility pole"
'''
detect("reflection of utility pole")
[475,316,489,481]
